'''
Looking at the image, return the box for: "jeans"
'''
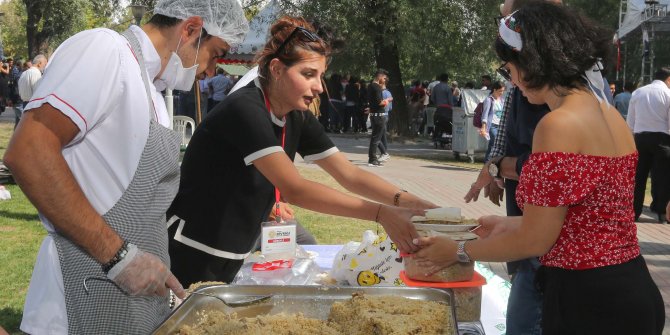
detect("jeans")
[378,115,388,153]
[368,115,387,162]
[13,105,24,130]
[506,263,543,335]
[484,124,499,161]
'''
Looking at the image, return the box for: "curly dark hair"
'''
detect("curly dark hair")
[495,1,612,94]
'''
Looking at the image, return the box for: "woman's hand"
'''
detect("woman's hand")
[464,164,494,203]
[485,182,504,206]
[267,202,295,222]
[399,194,438,210]
[377,205,422,254]
[474,215,520,239]
[479,125,487,137]
[412,236,458,275]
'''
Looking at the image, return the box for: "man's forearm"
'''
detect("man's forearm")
[5,119,123,264]
[500,156,519,180]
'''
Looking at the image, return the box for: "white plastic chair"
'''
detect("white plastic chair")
[173,115,196,149]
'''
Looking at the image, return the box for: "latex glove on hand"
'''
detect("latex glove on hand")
[107,244,186,299]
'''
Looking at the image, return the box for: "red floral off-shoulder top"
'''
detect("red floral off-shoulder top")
[516,152,640,270]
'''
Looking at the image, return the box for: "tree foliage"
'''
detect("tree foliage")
[0,0,128,59]
[23,0,89,57]
[295,0,500,134]
[0,0,28,59]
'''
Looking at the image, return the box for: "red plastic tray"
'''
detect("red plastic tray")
[400,270,486,288]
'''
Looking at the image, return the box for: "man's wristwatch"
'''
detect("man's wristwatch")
[456,241,471,263]
[488,156,503,179]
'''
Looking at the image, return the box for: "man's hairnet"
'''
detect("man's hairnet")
[153,0,249,46]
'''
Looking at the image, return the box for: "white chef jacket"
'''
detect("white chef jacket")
[20,25,170,334]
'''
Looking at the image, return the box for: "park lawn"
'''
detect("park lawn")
[0,184,45,333]
[0,123,13,158]
[292,167,379,244]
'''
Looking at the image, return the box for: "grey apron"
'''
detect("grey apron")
[51,29,181,334]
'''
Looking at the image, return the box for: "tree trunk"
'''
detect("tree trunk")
[24,0,40,58]
[374,41,410,136]
[24,0,51,58]
[366,0,410,136]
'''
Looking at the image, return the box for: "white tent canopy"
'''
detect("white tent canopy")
[226,0,281,62]
[617,0,670,39]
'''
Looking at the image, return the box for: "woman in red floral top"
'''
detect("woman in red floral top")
[414,3,664,334]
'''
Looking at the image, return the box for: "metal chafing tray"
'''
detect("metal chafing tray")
[153,285,458,334]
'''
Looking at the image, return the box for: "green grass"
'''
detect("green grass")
[0,184,45,332]
[293,167,379,244]
[0,123,13,158]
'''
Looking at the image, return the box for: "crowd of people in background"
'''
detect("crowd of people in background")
[0,55,48,129]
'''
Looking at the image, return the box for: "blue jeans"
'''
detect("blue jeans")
[484,124,499,161]
[506,264,543,335]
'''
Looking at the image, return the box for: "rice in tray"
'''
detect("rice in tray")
[329,293,453,335]
[177,293,454,335]
[177,312,340,335]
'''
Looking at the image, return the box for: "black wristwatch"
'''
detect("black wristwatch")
[488,156,503,178]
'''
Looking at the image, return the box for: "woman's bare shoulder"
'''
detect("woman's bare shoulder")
[532,108,582,153]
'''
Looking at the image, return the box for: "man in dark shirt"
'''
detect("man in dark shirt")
[430,73,454,107]
[367,69,390,167]
[466,86,549,334]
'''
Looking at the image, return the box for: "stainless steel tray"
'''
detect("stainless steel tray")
[153,285,458,334]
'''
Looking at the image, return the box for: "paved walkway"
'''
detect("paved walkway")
[296,134,670,333]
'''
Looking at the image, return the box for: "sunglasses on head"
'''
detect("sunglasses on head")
[274,26,321,58]
[497,63,511,81]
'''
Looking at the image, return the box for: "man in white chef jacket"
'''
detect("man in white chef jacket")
[3,0,248,333]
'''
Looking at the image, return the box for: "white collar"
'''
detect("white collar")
[128,25,162,89]
[254,77,286,127]
[652,80,670,90]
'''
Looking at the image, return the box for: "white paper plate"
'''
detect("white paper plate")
[414,223,478,233]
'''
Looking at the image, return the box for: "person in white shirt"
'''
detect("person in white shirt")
[626,67,670,223]
[3,0,248,333]
[17,54,47,105]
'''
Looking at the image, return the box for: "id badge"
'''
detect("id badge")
[260,220,297,261]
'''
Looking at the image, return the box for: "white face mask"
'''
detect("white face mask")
[159,30,202,91]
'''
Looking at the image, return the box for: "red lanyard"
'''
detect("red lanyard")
[264,93,286,221]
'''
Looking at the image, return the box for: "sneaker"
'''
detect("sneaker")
[379,153,391,162]
[367,160,383,167]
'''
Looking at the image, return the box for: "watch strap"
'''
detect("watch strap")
[457,240,471,263]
